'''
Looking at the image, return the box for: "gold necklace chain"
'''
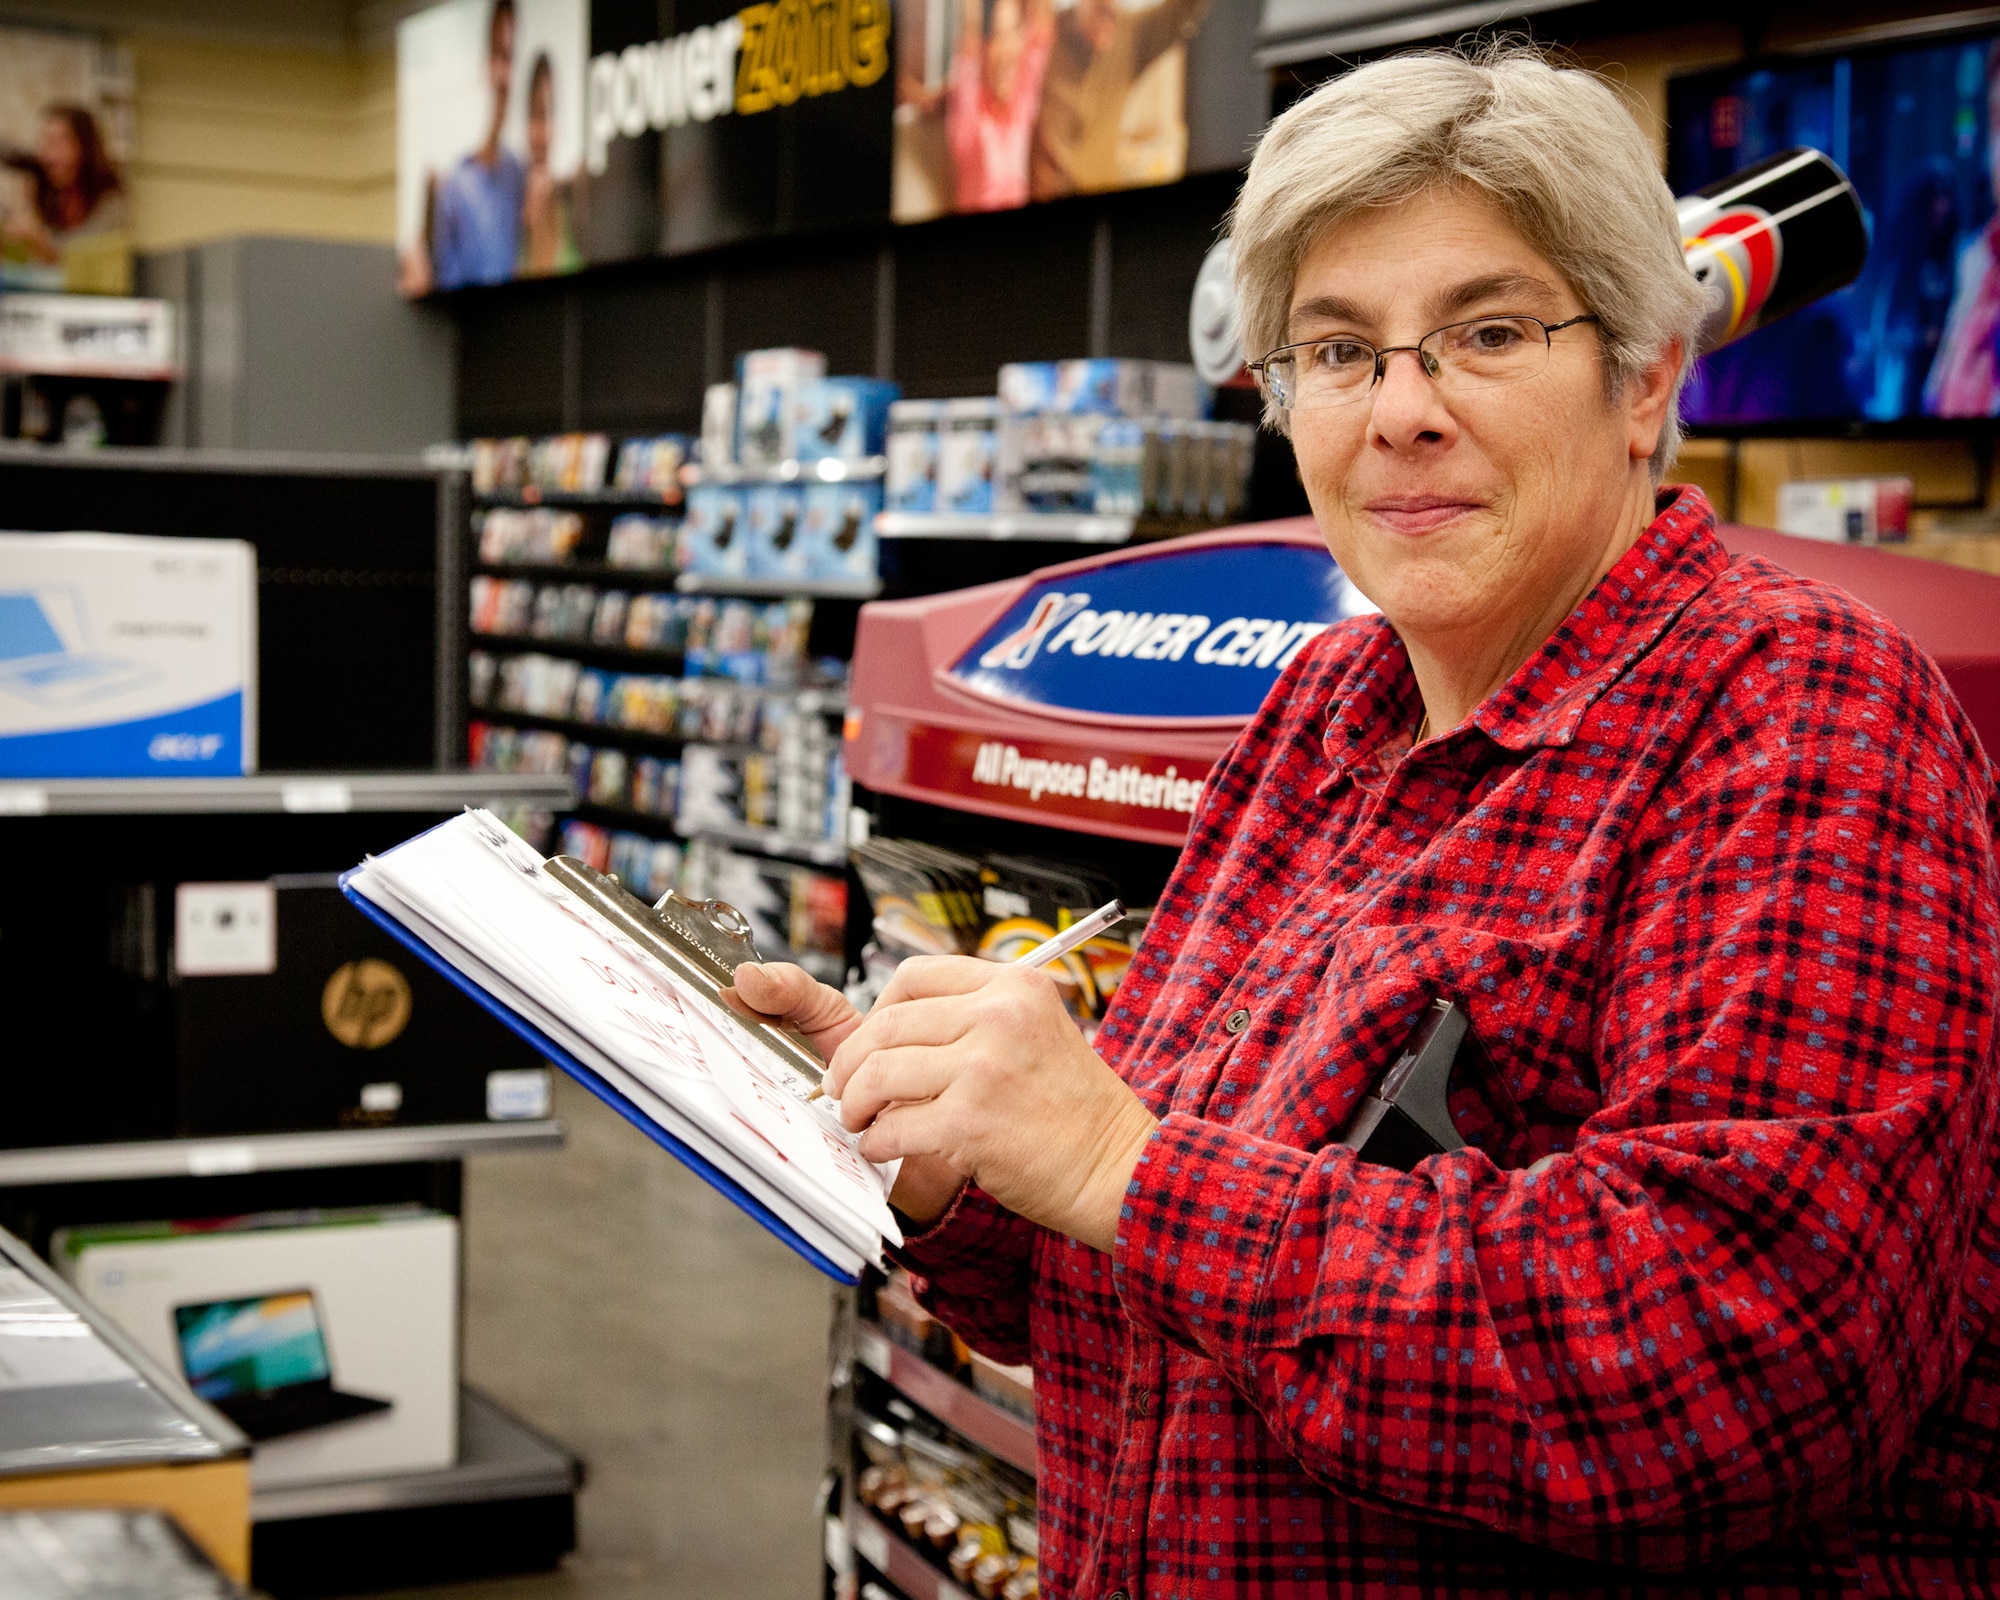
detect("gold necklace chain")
[1414,709,1431,746]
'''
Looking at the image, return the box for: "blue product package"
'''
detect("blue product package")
[682,483,747,578]
[794,377,902,460]
[744,484,808,580]
[885,399,942,511]
[997,361,1061,414]
[937,398,1001,513]
[802,480,881,582]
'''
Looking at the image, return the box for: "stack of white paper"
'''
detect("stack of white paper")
[345,810,899,1278]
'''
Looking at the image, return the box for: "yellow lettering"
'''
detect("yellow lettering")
[735,4,772,113]
[768,0,804,106]
[848,0,888,86]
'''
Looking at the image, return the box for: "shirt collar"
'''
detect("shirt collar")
[1318,485,1728,781]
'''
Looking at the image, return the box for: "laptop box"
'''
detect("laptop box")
[0,532,256,778]
[175,875,553,1137]
[55,1208,457,1489]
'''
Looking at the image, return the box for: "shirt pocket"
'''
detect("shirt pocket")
[1318,918,1599,1169]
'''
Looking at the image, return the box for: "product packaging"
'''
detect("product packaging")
[172,874,552,1136]
[1776,477,1913,543]
[801,480,882,582]
[0,532,258,778]
[745,483,809,581]
[885,399,945,511]
[700,383,738,468]
[682,483,748,578]
[937,398,1003,514]
[998,359,1199,419]
[56,1207,460,1491]
[794,376,901,460]
[735,348,827,467]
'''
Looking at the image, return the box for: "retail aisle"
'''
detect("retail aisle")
[353,1072,833,1600]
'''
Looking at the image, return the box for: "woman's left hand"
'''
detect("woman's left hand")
[823,955,1158,1253]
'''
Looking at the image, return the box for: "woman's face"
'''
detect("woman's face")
[37,115,80,190]
[1284,188,1673,649]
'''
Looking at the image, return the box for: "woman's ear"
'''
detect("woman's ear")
[1627,336,1684,463]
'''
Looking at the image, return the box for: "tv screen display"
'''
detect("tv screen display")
[1669,32,2000,423]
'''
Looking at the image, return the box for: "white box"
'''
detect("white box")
[55,1209,457,1489]
[0,532,256,777]
[735,348,826,467]
[1776,477,1912,544]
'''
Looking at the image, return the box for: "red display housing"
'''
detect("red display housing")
[845,518,2000,845]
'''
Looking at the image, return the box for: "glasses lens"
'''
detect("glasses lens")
[1428,317,1549,387]
[1282,340,1377,409]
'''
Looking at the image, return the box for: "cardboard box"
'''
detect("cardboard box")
[0,532,256,778]
[1776,477,1913,543]
[744,484,808,581]
[885,399,943,512]
[793,377,900,461]
[56,1209,458,1491]
[682,484,748,578]
[801,480,881,582]
[735,348,826,467]
[173,875,552,1137]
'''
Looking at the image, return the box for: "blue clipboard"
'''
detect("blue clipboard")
[339,868,861,1284]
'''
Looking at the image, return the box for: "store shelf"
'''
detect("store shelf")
[679,817,849,867]
[0,771,573,817]
[573,801,680,837]
[846,1505,974,1600]
[690,456,886,486]
[876,511,1134,543]
[253,1387,579,1523]
[471,711,684,752]
[474,561,683,588]
[675,573,883,599]
[472,631,686,673]
[0,1120,566,1187]
[853,1323,1035,1475]
[474,487,680,508]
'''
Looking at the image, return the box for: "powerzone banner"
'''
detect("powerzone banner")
[398,0,891,289]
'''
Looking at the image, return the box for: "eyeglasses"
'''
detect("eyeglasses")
[1249,314,1602,411]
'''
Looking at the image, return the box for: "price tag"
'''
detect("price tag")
[849,1512,888,1573]
[282,780,353,813]
[0,787,49,816]
[187,1143,257,1177]
[855,1323,892,1379]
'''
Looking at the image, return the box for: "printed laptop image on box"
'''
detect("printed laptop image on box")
[0,532,257,778]
[173,1288,392,1443]
[0,589,159,708]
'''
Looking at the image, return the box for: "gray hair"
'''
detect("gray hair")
[1230,42,1706,478]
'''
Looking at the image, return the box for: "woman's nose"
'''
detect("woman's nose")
[1368,347,1455,448]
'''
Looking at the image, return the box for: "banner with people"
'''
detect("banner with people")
[0,26,136,296]
[396,0,1257,293]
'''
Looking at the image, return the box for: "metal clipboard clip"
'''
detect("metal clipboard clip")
[541,855,827,1098]
[1335,997,1473,1172]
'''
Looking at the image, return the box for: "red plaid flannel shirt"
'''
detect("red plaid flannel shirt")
[897,488,2000,1599]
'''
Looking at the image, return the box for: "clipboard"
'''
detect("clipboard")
[339,869,862,1284]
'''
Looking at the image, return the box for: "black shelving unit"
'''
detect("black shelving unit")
[0,448,583,1596]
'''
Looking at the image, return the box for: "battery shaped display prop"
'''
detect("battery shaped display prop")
[1677,147,1869,356]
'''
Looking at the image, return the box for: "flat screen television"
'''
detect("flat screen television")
[1669,30,2000,424]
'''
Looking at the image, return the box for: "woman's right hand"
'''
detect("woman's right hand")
[727,963,969,1226]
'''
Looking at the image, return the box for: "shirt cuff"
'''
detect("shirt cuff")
[1112,1111,1319,1360]
[888,1182,1014,1279]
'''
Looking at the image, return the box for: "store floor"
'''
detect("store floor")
[350,1073,834,1600]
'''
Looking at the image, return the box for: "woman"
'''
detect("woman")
[740,46,2000,1597]
[1,104,130,293]
[945,0,1053,213]
[518,52,580,278]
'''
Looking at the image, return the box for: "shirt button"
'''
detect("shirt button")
[1110,1591,1131,1600]
[1223,1007,1251,1035]
[1132,1392,1152,1417]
